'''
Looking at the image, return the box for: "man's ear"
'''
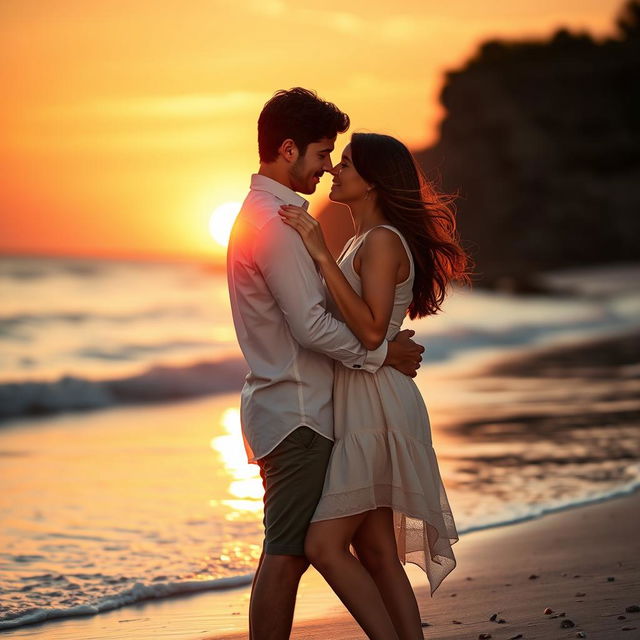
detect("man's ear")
[278,138,299,163]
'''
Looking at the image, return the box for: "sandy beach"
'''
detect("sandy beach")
[5,487,638,639]
[2,323,639,639]
[208,489,640,640]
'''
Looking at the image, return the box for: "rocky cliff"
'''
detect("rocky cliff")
[319,1,640,290]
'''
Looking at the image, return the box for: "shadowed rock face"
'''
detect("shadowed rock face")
[319,2,640,290]
[415,22,640,288]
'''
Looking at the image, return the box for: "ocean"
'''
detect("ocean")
[1,254,639,632]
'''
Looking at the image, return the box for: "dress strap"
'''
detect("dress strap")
[347,225,386,251]
[336,235,357,263]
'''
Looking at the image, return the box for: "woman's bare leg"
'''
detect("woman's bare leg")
[305,513,400,640]
[352,507,423,640]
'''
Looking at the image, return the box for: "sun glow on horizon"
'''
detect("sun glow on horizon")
[0,2,621,258]
[208,202,241,247]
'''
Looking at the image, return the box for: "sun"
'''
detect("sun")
[209,202,241,247]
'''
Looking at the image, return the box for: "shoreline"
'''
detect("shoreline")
[2,327,639,639]
[208,489,640,640]
[3,489,638,639]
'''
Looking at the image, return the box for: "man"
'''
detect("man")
[226,87,424,640]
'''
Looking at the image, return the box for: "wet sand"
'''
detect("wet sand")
[205,329,640,639]
[3,329,639,640]
[208,489,640,640]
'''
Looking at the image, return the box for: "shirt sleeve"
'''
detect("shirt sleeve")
[254,216,387,372]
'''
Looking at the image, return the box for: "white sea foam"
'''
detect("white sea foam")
[0,358,249,420]
[0,574,254,630]
[2,476,639,631]
[455,462,640,535]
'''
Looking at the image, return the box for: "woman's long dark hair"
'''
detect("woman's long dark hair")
[350,132,473,319]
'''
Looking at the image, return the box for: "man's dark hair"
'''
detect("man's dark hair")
[257,87,350,163]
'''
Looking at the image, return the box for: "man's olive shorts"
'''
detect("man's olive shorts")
[257,425,333,556]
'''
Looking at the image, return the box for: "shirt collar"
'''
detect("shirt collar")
[250,173,310,210]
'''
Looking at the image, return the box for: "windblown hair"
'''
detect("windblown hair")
[350,132,473,319]
[258,87,350,163]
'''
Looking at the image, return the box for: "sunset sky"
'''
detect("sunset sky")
[0,0,622,262]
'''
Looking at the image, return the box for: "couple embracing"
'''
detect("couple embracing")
[226,87,470,640]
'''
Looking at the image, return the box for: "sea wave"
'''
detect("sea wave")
[2,317,639,421]
[0,357,249,421]
[1,475,639,632]
[0,305,204,331]
[455,462,640,535]
[0,573,255,630]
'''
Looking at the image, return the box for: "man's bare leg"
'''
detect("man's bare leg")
[249,553,310,640]
[249,548,266,640]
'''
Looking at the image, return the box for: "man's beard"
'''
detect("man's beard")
[289,157,307,190]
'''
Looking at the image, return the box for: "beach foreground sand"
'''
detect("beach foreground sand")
[3,330,639,639]
[208,490,640,640]
[5,487,638,640]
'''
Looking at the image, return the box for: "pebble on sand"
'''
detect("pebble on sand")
[561,619,576,628]
[625,605,640,612]
[488,612,507,623]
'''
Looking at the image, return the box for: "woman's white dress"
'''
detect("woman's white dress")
[310,224,458,596]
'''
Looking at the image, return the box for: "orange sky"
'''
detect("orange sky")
[0,0,622,262]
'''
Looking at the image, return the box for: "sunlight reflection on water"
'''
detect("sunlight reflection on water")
[210,407,263,517]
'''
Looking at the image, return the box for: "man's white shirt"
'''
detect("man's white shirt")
[226,173,388,463]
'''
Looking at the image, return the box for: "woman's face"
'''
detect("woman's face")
[329,144,372,204]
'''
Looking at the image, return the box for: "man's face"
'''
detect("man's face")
[289,136,337,195]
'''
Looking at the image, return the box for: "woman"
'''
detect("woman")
[278,132,472,640]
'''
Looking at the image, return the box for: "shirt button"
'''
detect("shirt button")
[353,364,361,368]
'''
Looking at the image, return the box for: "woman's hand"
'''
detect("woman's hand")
[277,204,332,264]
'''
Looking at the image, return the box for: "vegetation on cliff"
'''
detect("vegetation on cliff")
[414,0,640,289]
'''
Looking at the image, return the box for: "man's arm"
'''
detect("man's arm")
[254,216,387,373]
